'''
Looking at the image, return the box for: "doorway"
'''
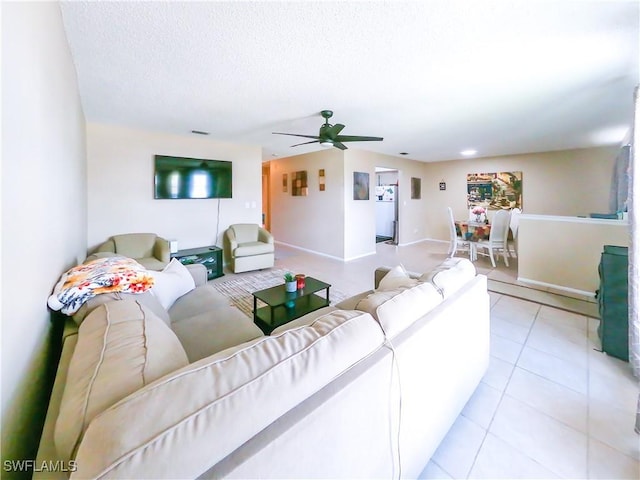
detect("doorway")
[262,163,271,231]
[375,167,399,244]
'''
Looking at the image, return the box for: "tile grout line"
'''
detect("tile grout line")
[464,299,540,479]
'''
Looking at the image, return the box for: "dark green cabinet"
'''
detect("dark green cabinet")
[596,245,628,361]
[171,246,224,280]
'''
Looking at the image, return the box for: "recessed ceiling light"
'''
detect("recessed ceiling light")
[191,130,209,135]
[461,149,477,156]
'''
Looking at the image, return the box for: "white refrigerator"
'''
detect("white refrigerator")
[375,186,397,241]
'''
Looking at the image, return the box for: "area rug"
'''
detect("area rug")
[211,268,350,318]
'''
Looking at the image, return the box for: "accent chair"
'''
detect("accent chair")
[224,224,275,273]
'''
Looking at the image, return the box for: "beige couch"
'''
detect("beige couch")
[37,258,490,479]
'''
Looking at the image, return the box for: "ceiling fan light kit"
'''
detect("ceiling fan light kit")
[273,110,383,150]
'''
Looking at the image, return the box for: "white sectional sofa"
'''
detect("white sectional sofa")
[37,258,490,479]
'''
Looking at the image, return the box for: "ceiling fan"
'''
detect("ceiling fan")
[273,110,383,150]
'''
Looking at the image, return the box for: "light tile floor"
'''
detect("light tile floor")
[213,240,640,479]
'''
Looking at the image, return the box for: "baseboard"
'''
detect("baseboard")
[398,238,442,247]
[516,276,596,299]
[274,241,345,261]
[344,251,377,261]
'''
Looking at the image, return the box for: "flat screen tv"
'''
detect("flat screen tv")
[154,155,232,199]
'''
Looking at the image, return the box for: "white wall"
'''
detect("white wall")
[1,2,87,472]
[346,150,431,248]
[423,146,619,242]
[268,148,431,259]
[343,151,377,260]
[269,149,345,258]
[518,215,629,295]
[86,123,262,253]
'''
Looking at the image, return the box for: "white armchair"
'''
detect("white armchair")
[224,224,275,273]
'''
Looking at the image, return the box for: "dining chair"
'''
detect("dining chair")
[474,209,510,267]
[447,207,473,260]
[508,207,521,257]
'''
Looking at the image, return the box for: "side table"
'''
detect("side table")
[171,245,224,280]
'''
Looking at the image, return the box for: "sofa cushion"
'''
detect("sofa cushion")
[234,241,274,257]
[231,224,258,243]
[334,291,373,311]
[137,257,168,271]
[113,233,157,259]
[420,258,476,298]
[171,306,264,362]
[355,282,443,338]
[270,306,337,334]
[54,299,189,462]
[167,284,231,322]
[71,310,384,479]
[377,264,418,291]
[72,290,170,326]
[148,258,196,310]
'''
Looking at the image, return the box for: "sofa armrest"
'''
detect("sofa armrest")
[154,237,170,263]
[225,228,238,252]
[96,239,115,253]
[258,228,274,244]
[184,263,208,286]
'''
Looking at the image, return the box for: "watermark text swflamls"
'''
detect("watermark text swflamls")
[4,459,78,473]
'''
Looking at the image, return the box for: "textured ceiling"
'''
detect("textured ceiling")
[60,0,639,162]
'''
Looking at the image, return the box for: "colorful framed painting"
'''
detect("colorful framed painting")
[467,171,522,210]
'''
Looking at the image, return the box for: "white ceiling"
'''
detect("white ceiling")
[59,0,639,162]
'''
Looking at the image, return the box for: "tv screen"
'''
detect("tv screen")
[154,155,232,199]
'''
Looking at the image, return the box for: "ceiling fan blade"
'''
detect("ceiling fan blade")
[327,123,345,138]
[333,141,348,150]
[334,135,384,142]
[273,132,320,140]
[290,139,320,147]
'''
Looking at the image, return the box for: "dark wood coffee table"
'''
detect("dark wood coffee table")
[252,277,331,334]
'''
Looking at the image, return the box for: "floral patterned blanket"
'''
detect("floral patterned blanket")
[47,256,155,315]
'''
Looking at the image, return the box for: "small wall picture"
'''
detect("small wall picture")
[353,171,370,200]
[411,177,421,199]
[282,173,288,193]
[292,170,308,196]
[319,168,325,191]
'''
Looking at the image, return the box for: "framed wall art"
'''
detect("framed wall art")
[353,172,369,200]
[411,177,421,199]
[292,170,308,196]
[467,171,522,210]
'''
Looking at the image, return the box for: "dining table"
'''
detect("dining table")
[455,220,491,262]
[455,220,492,242]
